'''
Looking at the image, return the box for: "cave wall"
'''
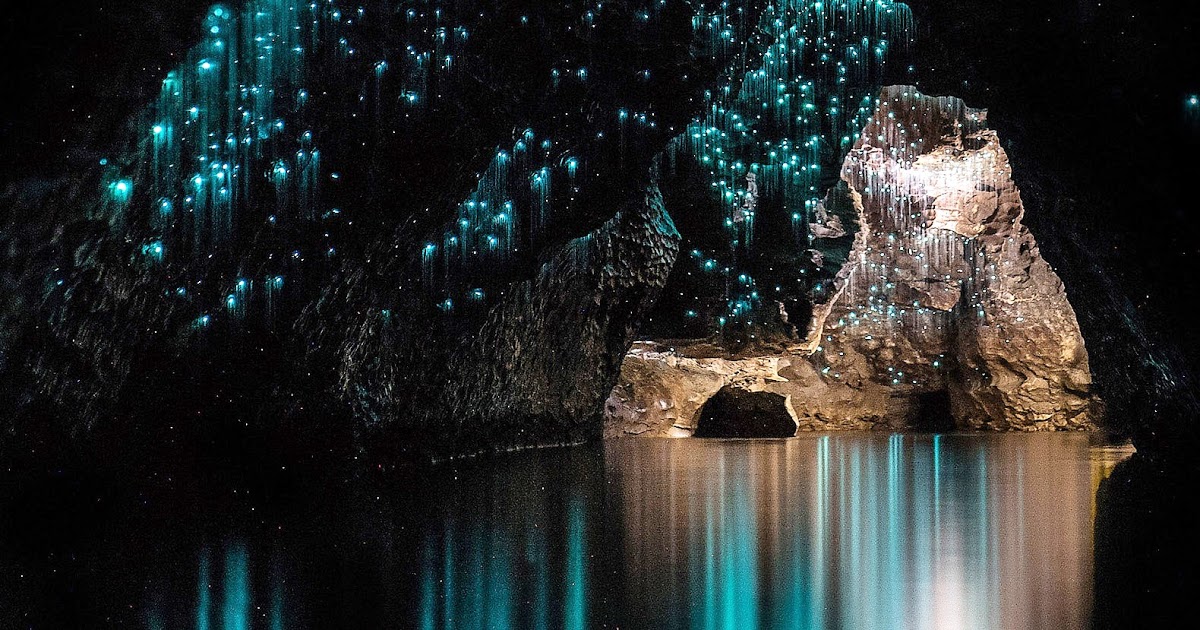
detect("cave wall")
[0,0,770,462]
[433,183,680,457]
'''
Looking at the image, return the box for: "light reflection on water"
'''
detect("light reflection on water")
[609,434,1115,630]
[141,434,1127,629]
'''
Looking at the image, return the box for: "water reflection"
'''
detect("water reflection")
[609,434,1103,629]
[4,434,1134,629]
[411,450,597,630]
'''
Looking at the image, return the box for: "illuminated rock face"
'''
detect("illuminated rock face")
[607,86,1094,435]
[813,86,1093,429]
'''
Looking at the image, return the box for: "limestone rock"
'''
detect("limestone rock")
[606,86,1095,436]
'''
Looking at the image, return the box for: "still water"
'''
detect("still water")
[5,434,1131,629]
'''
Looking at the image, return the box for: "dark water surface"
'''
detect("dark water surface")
[1,434,1137,628]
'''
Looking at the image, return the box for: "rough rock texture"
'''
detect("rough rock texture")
[0,1,771,463]
[436,183,680,456]
[606,86,1095,436]
[605,342,782,437]
[605,341,907,436]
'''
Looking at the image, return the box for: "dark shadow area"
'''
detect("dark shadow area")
[693,387,797,438]
[912,390,956,432]
[0,431,614,629]
[1093,451,1200,629]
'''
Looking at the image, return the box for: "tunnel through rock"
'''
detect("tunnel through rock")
[693,387,798,438]
[912,390,956,432]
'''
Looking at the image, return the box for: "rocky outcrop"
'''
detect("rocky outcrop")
[605,340,919,436]
[1,1,771,462]
[436,183,680,456]
[607,86,1095,436]
[605,343,783,437]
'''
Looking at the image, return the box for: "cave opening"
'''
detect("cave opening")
[693,387,798,439]
[911,390,957,432]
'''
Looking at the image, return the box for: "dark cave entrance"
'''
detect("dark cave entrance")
[910,390,957,432]
[693,387,798,438]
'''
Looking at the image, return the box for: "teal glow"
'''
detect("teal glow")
[142,240,165,263]
[222,543,250,630]
[419,535,437,630]
[603,434,1098,628]
[110,0,915,327]
[668,0,914,328]
[564,495,587,630]
[196,548,212,630]
[392,434,1106,629]
[109,0,395,288]
[414,2,723,307]
[269,558,286,630]
[110,179,133,204]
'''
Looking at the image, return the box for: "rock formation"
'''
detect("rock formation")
[0,1,770,462]
[606,86,1095,437]
[435,183,680,456]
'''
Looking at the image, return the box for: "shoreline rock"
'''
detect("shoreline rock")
[606,87,1096,437]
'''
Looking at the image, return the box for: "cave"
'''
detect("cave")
[693,387,798,439]
[911,390,957,432]
[2,0,1198,627]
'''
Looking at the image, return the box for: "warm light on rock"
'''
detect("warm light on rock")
[608,86,1095,435]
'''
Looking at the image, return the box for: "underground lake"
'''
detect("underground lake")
[3,0,1199,627]
[2,433,1156,628]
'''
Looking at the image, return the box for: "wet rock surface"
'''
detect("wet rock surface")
[607,87,1096,436]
